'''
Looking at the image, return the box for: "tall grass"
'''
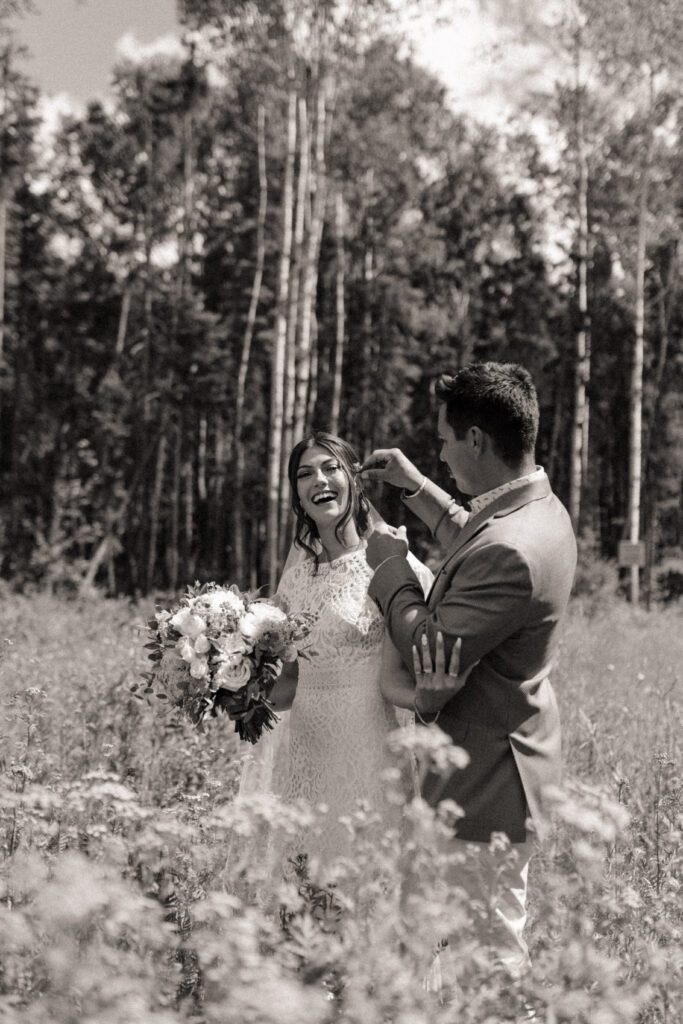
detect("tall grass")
[1,588,681,1022]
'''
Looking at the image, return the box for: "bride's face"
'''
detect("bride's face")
[295,444,352,527]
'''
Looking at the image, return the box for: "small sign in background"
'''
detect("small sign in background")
[618,540,647,568]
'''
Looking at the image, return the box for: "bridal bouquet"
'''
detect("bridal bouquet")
[139,582,313,743]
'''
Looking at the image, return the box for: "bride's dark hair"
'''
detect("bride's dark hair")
[288,432,371,569]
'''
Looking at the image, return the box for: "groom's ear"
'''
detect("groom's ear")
[468,425,485,455]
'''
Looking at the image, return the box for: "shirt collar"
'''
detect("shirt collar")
[466,466,546,518]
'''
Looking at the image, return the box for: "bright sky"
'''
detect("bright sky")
[9,0,544,125]
[12,0,178,99]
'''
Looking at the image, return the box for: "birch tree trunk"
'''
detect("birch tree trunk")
[234,102,267,585]
[628,72,654,605]
[166,419,181,592]
[307,313,319,427]
[330,188,346,434]
[306,200,327,428]
[568,30,591,534]
[211,412,227,572]
[114,284,132,356]
[146,432,168,589]
[547,356,566,484]
[184,454,195,579]
[267,87,297,588]
[279,96,309,556]
[197,413,208,504]
[292,82,327,443]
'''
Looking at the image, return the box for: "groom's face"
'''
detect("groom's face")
[437,404,476,495]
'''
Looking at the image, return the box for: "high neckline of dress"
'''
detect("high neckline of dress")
[317,539,367,568]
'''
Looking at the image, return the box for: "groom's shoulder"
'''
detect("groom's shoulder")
[483,490,577,576]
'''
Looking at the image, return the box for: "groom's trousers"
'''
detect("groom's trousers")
[424,835,532,988]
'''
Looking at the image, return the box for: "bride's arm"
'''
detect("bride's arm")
[379,635,416,709]
[269,660,299,711]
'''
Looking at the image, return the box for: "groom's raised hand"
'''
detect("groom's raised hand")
[360,448,424,492]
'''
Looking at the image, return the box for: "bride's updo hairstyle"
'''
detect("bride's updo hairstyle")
[288,432,371,568]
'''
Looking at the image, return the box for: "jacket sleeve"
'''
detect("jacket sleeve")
[368,541,534,676]
[401,477,469,549]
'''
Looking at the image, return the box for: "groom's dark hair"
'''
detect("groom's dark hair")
[435,362,539,466]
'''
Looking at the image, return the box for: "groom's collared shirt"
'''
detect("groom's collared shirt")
[464,466,546,518]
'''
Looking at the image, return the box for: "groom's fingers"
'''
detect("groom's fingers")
[360,450,392,479]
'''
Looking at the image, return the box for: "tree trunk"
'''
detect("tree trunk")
[547,356,565,486]
[279,95,309,557]
[307,312,319,427]
[628,77,654,605]
[643,248,677,476]
[234,102,267,586]
[197,412,208,504]
[330,189,346,434]
[166,420,181,592]
[211,412,227,574]
[568,30,591,535]
[267,87,297,588]
[292,82,327,444]
[146,431,168,590]
[115,284,132,356]
[184,454,194,579]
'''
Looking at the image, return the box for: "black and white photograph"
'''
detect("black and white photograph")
[0,1,681,1022]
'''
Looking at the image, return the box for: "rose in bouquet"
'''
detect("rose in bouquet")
[136,582,314,743]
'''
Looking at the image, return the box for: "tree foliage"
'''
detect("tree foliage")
[0,5,680,599]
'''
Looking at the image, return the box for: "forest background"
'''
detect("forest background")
[0,0,682,602]
[1,4,682,1023]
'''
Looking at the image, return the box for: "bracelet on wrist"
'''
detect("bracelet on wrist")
[414,699,440,726]
[403,476,427,500]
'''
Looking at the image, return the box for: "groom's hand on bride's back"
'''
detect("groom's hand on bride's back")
[360,448,423,492]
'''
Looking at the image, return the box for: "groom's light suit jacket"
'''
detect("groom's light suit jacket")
[368,475,577,843]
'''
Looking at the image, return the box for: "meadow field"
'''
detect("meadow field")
[0,584,681,1023]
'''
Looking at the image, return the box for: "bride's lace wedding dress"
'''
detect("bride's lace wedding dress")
[268,543,432,874]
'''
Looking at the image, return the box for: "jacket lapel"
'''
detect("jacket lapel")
[426,476,552,604]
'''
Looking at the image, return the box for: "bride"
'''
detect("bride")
[238,431,433,879]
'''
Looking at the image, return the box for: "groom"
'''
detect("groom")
[361,361,577,975]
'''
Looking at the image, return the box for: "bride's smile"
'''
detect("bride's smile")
[296,448,350,524]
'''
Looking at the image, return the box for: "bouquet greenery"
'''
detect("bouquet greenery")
[137,582,314,742]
